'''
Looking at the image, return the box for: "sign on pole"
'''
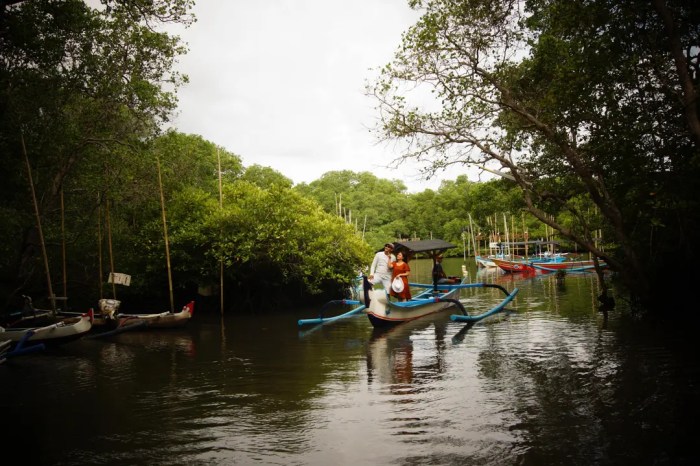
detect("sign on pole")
[108,272,131,286]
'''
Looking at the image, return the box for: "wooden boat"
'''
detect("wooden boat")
[117,301,195,329]
[492,257,536,273]
[365,278,467,328]
[0,310,93,347]
[299,239,520,330]
[96,299,195,330]
[364,239,504,328]
[530,259,607,272]
[493,256,602,274]
[0,295,61,329]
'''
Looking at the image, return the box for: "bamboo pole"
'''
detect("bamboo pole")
[105,198,116,299]
[468,213,479,264]
[156,157,174,313]
[522,212,528,259]
[21,132,56,312]
[60,187,67,300]
[217,149,224,315]
[97,195,104,299]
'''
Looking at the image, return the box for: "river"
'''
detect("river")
[1,258,698,465]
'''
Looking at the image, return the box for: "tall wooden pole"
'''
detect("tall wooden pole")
[105,199,116,299]
[21,133,56,312]
[97,195,104,299]
[217,149,224,315]
[156,157,174,313]
[60,187,67,300]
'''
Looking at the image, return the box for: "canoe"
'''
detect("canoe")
[530,259,607,272]
[365,277,470,328]
[0,310,93,347]
[108,301,195,329]
[493,257,606,274]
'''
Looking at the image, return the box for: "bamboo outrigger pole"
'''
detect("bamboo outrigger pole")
[21,132,56,312]
[156,157,174,313]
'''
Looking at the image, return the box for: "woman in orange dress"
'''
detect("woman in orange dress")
[390,251,412,301]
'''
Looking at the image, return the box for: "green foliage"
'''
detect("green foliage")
[369,0,700,310]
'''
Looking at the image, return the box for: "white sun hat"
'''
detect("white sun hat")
[391,276,404,293]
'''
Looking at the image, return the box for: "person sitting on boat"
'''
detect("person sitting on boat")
[390,251,412,302]
[369,243,396,292]
[432,255,458,285]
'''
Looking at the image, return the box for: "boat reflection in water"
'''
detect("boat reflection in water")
[366,313,452,386]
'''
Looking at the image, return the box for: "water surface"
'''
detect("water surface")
[2,259,698,465]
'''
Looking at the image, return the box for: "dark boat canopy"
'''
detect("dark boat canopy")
[391,239,456,257]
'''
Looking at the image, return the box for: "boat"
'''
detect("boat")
[299,239,520,330]
[0,295,61,329]
[94,299,195,331]
[363,239,510,328]
[491,257,537,273]
[530,258,607,273]
[0,310,94,348]
[365,278,467,328]
[493,256,603,274]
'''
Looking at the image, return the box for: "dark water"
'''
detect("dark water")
[1,259,699,465]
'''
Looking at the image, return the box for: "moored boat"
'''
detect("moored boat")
[0,310,93,347]
[493,256,604,274]
[116,301,195,329]
[530,259,607,272]
[95,299,195,330]
[492,257,537,273]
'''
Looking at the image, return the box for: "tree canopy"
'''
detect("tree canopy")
[369,0,700,309]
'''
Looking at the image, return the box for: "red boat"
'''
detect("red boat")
[492,258,536,273]
[493,257,607,274]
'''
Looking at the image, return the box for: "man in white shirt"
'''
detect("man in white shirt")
[369,243,396,291]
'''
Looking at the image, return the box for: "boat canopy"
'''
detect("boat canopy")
[391,239,456,259]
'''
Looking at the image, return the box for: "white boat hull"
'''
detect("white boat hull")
[365,284,462,328]
[0,312,93,346]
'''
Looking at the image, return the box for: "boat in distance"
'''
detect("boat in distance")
[493,257,607,274]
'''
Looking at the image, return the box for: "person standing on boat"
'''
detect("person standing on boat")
[369,243,396,291]
[390,251,412,301]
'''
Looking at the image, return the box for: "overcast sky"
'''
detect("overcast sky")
[167,1,459,192]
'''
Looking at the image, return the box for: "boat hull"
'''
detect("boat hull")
[365,283,462,328]
[0,312,93,347]
[114,301,194,329]
[493,258,606,273]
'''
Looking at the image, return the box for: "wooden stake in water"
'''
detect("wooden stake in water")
[21,132,56,312]
[156,157,174,313]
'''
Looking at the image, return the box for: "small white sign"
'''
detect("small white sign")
[108,272,132,286]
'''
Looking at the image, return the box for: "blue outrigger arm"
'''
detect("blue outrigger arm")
[450,287,519,323]
[297,299,366,327]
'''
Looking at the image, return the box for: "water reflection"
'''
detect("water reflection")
[366,314,451,387]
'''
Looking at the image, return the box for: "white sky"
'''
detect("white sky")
[167,1,459,192]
